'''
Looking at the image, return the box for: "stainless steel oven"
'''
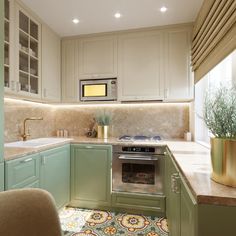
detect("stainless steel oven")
[112,145,165,195]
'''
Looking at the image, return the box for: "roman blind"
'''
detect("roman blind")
[192,0,236,83]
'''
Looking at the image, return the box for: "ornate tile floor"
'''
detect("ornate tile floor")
[60,207,169,236]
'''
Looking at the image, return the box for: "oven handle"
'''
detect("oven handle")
[118,155,158,161]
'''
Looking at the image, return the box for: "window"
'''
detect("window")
[194,50,236,146]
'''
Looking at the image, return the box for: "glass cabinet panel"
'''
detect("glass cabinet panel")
[19,71,29,92]
[19,11,29,34]
[17,8,40,96]
[4,0,10,88]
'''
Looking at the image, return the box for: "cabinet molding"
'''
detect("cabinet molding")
[70,144,112,209]
[61,39,79,102]
[42,24,61,102]
[40,145,70,208]
[164,27,193,101]
[5,153,40,189]
[118,31,164,101]
[79,35,117,79]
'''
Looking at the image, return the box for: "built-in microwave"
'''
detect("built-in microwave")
[80,78,117,101]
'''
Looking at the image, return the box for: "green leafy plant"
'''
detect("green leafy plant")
[203,85,236,139]
[95,111,112,126]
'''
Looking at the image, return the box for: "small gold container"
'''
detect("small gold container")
[211,138,236,187]
[97,125,109,139]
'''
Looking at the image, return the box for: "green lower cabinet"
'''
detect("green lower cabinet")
[180,179,196,236]
[112,192,165,216]
[70,144,112,209]
[197,204,236,236]
[40,144,70,209]
[0,162,4,191]
[5,153,40,189]
[166,151,196,236]
[165,152,181,236]
[166,151,236,236]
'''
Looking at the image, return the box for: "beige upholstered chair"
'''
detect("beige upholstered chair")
[0,188,63,236]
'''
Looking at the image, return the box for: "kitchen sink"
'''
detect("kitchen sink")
[4,137,72,148]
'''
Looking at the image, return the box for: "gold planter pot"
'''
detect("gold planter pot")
[211,138,236,187]
[97,125,109,139]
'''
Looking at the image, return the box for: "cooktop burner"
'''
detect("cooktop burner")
[118,135,161,142]
[119,135,132,141]
[133,135,150,141]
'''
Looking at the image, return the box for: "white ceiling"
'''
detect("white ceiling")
[21,0,203,37]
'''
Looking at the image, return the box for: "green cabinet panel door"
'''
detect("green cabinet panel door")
[0,163,4,191]
[165,151,181,236]
[5,153,40,189]
[70,144,112,209]
[112,192,165,216]
[40,144,70,209]
[180,180,196,236]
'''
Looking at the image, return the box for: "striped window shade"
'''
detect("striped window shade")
[192,0,236,83]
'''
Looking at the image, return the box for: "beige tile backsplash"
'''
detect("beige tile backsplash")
[4,99,56,142]
[5,99,189,142]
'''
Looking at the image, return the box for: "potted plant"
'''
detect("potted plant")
[95,111,112,139]
[203,85,236,187]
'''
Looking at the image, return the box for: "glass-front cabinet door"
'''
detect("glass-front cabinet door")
[4,0,10,89]
[16,5,41,97]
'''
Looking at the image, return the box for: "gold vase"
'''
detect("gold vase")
[97,125,109,139]
[211,138,236,187]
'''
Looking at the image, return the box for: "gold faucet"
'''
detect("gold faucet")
[21,117,43,141]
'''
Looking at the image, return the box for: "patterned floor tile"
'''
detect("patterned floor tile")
[60,208,169,236]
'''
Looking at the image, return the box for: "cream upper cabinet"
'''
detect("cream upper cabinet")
[79,35,117,79]
[14,4,41,98]
[42,24,61,102]
[4,1,42,99]
[164,27,193,101]
[61,39,79,102]
[4,0,12,93]
[118,31,164,101]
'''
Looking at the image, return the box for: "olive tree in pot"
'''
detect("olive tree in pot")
[204,85,236,187]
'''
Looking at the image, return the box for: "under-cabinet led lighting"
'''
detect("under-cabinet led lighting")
[160,6,167,12]
[4,98,189,108]
[72,18,80,24]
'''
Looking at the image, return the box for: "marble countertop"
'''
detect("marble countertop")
[4,136,236,206]
[165,141,236,206]
[4,139,72,161]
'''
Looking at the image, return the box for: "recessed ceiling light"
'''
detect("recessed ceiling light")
[72,18,79,24]
[114,12,122,18]
[160,6,167,12]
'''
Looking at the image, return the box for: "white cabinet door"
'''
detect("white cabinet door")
[61,39,79,102]
[79,35,117,79]
[42,25,61,102]
[118,31,164,101]
[164,27,193,101]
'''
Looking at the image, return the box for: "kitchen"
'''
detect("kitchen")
[0,0,236,236]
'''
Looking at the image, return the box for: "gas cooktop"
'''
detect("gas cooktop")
[118,135,161,142]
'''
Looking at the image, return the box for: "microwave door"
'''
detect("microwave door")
[81,83,108,101]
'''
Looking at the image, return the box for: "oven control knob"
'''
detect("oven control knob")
[133,148,136,151]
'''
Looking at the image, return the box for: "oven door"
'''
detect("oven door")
[112,153,163,194]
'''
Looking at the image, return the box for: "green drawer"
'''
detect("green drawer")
[112,192,166,216]
[5,153,40,189]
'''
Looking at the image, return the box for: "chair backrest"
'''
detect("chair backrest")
[0,188,63,236]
